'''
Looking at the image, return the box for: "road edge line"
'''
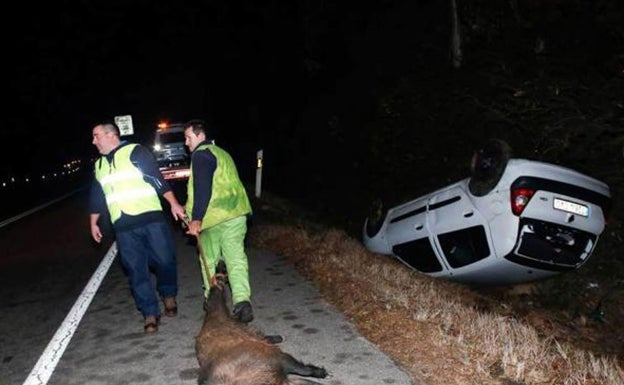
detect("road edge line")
[22,242,118,385]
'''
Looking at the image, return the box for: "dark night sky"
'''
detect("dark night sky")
[3,0,622,184]
[3,1,312,175]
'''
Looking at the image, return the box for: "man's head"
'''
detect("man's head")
[184,119,211,152]
[92,121,121,155]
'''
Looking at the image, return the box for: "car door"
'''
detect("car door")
[426,185,493,274]
[385,195,445,275]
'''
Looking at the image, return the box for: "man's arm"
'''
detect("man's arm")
[131,145,171,195]
[186,150,217,236]
[191,149,217,221]
[131,145,186,220]
[89,181,106,243]
[89,179,107,212]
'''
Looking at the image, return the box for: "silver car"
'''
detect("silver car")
[363,140,611,286]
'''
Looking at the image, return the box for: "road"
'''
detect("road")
[0,191,415,385]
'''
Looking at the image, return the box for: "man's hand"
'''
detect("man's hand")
[163,191,186,221]
[91,223,103,243]
[90,213,102,243]
[186,220,202,237]
[170,202,186,221]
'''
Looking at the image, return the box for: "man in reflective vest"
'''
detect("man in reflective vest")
[183,119,254,323]
[89,120,186,333]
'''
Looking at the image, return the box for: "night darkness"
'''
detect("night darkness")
[3,1,623,223]
[4,1,309,174]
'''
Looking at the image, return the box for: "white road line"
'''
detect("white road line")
[22,242,118,385]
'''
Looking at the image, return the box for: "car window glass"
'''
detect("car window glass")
[158,132,185,145]
[437,225,490,268]
[392,238,443,273]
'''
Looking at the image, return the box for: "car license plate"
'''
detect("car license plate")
[553,198,589,217]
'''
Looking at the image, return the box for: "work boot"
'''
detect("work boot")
[162,297,177,317]
[233,301,254,323]
[144,315,160,334]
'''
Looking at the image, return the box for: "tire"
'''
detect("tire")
[468,139,512,196]
[365,198,386,238]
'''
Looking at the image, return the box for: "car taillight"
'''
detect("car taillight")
[510,188,535,216]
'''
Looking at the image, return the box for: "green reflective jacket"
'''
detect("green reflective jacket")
[186,143,251,230]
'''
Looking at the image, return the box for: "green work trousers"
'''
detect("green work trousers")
[198,215,250,304]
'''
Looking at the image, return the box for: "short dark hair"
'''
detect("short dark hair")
[184,119,212,138]
[94,120,120,137]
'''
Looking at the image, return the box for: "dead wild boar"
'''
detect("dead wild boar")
[195,276,328,385]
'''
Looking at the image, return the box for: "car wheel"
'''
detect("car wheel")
[468,139,512,196]
[365,198,386,238]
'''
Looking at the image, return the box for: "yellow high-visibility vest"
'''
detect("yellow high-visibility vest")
[95,144,162,223]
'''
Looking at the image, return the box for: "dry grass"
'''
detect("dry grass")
[249,210,623,385]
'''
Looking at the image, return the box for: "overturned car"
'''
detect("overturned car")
[363,140,611,286]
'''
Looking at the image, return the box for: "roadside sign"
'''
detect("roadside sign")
[114,115,134,136]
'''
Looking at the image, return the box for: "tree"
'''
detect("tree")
[450,0,463,68]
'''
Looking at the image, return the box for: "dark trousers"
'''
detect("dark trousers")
[115,221,177,317]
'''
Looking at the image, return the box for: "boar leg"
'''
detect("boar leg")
[280,353,328,378]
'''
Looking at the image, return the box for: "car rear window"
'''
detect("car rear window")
[157,132,185,145]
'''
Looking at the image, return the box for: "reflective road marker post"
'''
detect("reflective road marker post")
[255,149,263,198]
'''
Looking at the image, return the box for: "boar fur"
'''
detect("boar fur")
[195,272,328,385]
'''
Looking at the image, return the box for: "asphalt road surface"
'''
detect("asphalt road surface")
[0,192,416,385]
